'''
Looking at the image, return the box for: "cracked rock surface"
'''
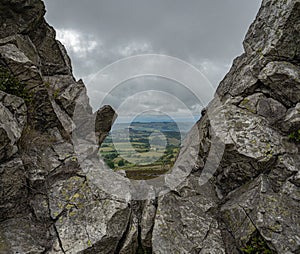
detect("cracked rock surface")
[0,0,300,253]
[152,0,300,253]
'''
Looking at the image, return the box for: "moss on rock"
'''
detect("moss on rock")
[0,66,31,103]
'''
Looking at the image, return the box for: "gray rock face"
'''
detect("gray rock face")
[217,0,300,99]
[95,105,118,145]
[152,180,225,254]
[0,92,26,162]
[259,61,300,107]
[282,103,300,132]
[152,0,300,253]
[0,43,43,88]
[0,0,300,253]
[48,177,131,254]
[0,0,45,39]
[29,20,72,76]
[0,1,127,254]
[0,34,41,67]
[221,174,300,253]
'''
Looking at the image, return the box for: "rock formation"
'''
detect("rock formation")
[0,0,299,253]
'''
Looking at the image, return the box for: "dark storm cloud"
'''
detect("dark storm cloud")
[43,0,261,114]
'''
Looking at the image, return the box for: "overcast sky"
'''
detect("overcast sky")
[44,0,261,122]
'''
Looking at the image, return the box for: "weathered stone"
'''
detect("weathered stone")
[152,175,225,254]
[239,93,265,114]
[0,34,41,67]
[0,93,26,161]
[29,88,68,133]
[1,0,300,253]
[0,158,28,221]
[51,99,75,135]
[0,217,54,254]
[0,0,45,39]
[221,175,300,253]
[29,20,72,76]
[152,1,300,253]
[0,91,27,129]
[45,75,87,116]
[48,177,131,254]
[0,43,42,88]
[118,220,138,254]
[257,97,287,124]
[140,198,157,249]
[95,105,118,145]
[281,103,300,132]
[259,61,300,107]
[268,154,300,192]
[217,0,300,98]
[244,0,300,60]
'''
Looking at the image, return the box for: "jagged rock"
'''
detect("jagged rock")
[217,0,300,98]
[29,20,72,76]
[1,0,300,253]
[151,1,300,253]
[95,105,118,145]
[243,0,300,60]
[57,79,88,116]
[221,174,300,253]
[259,61,300,107]
[0,216,54,254]
[0,43,43,88]
[239,93,265,114]
[152,178,225,254]
[44,75,88,116]
[51,99,75,135]
[140,198,157,250]
[256,97,287,124]
[0,91,27,129]
[118,218,138,254]
[48,176,130,254]
[281,103,300,132]
[0,0,128,253]
[0,0,45,39]
[29,89,65,132]
[0,34,41,67]
[0,92,26,162]
[0,158,27,220]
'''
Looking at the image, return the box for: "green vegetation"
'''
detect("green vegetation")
[106,160,115,169]
[118,159,125,167]
[241,233,274,254]
[53,88,60,98]
[288,129,300,143]
[0,66,31,103]
[99,122,182,180]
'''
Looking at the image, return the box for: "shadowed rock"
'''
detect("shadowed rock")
[0,0,299,253]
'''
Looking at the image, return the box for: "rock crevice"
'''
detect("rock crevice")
[0,0,299,253]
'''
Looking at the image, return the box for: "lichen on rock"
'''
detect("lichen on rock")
[0,0,300,253]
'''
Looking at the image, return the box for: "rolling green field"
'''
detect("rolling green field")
[99,122,184,180]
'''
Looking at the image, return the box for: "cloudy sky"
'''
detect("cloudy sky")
[44,0,261,122]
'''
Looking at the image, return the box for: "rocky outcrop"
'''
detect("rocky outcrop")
[151,0,300,253]
[0,91,26,162]
[0,0,299,253]
[0,1,127,253]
